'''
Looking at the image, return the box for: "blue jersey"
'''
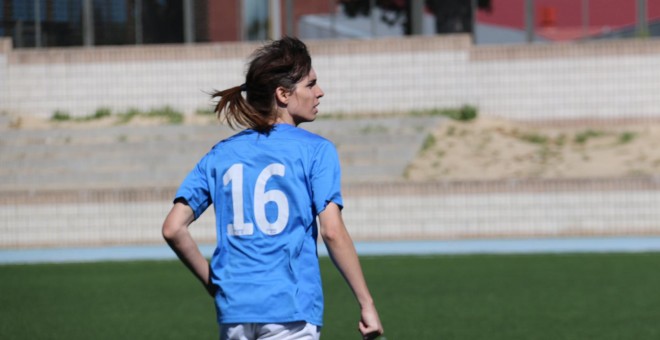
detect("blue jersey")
[174,123,343,326]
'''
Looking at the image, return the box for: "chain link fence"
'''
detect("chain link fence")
[2,1,660,250]
[2,178,660,248]
[3,1,658,48]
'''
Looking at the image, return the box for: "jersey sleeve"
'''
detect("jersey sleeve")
[310,141,343,215]
[174,154,212,220]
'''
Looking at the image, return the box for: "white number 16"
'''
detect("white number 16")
[222,163,289,236]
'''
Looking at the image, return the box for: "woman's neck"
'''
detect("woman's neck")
[274,111,296,126]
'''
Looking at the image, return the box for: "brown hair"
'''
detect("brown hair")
[212,37,312,133]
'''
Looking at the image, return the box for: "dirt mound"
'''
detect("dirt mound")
[406,117,660,181]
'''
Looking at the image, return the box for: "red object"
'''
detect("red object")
[477,0,660,40]
[540,6,557,27]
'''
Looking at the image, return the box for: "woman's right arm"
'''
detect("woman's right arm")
[162,202,215,296]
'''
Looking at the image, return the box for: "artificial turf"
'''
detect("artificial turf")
[1,252,659,339]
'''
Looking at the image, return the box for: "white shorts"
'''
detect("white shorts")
[220,321,321,340]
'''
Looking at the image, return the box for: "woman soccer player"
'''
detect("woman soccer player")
[162,37,383,340]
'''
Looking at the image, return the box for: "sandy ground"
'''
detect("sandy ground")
[405,116,660,181]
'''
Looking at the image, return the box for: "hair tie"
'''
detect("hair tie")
[240,83,248,92]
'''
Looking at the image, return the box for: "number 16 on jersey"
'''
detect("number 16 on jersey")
[223,163,290,236]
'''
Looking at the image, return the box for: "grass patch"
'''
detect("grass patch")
[2,253,660,339]
[145,106,184,124]
[115,107,184,125]
[420,134,437,152]
[574,129,606,144]
[195,107,215,116]
[116,108,141,125]
[50,110,71,121]
[413,105,478,121]
[618,131,637,144]
[519,133,549,145]
[51,108,113,122]
[50,107,184,125]
[79,107,112,121]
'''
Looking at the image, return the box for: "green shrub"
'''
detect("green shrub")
[421,134,437,152]
[195,107,215,116]
[520,133,549,145]
[51,110,71,121]
[116,108,141,124]
[422,105,478,121]
[455,105,478,121]
[146,106,184,124]
[618,131,637,144]
[574,129,605,144]
[75,107,112,122]
[92,107,112,120]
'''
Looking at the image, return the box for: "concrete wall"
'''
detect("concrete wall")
[2,35,660,120]
[2,179,659,248]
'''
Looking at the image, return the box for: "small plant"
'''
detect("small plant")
[456,105,478,121]
[402,166,412,179]
[146,106,184,124]
[574,129,605,144]
[196,107,215,116]
[618,131,637,144]
[556,134,567,147]
[116,108,141,124]
[411,105,478,121]
[92,107,112,120]
[75,107,112,122]
[420,134,437,152]
[520,133,548,145]
[51,110,71,121]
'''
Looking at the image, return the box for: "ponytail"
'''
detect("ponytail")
[212,37,312,134]
[212,85,273,133]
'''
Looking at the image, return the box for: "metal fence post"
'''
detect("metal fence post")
[637,0,648,37]
[135,0,143,44]
[34,0,42,47]
[285,0,294,36]
[82,0,94,46]
[410,0,424,35]
[525,0,535,43]
[183,0,195,44]
[582,0,589,40]
[269,0,281,40]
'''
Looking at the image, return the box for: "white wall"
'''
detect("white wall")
[3,185,659,248]
[2,35,660,120]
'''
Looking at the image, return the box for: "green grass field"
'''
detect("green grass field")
[1,252,660,339]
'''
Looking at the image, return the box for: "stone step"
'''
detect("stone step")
[1,116,444,190]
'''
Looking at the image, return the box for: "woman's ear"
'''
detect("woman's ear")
[275,86,289,105]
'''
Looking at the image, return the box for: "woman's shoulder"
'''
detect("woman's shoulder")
[275,124,332,145]
[204,129,253,153]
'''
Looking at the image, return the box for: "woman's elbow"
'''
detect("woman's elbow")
[320,227,336,243]
[321,222,350,244]
[162,219,182,241]
[162,203,194,241]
